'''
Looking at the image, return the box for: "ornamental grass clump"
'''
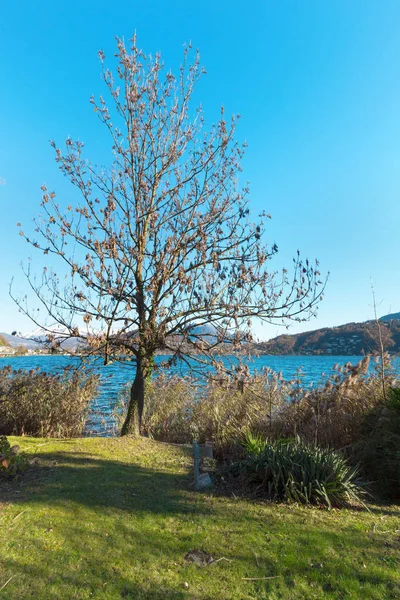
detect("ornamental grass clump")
[0,366,99,437]
[241,435,364,508]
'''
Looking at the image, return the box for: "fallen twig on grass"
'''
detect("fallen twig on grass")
[242,576,281,581]
[0,576,14,591]
[211,557,232,564]
[12,509,27,522]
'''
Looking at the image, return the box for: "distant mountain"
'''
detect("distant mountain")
[5,312,400,357]
[379,312,400,323]
[0,332,85,352]
[257,313,400,355]
[58,337,86,351]
[0,332,42,350]
[188,323,220,343]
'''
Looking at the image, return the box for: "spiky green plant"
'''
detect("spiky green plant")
[242,437,364,508]
[243,432,266,456]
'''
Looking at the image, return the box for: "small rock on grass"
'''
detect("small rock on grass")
[185,549,214,566]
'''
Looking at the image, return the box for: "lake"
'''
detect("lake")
[0,354,391,435]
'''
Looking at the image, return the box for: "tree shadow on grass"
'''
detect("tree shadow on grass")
[0,552,194,599]
[365,503,400,518]
[1,511,399,600]
[1,450,197,517]
[1,447,399,599]
[0,449,210,598]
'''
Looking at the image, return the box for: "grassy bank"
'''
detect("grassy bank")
[0,437,399,599]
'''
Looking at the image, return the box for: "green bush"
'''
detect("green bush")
[240,435,364,508]
[354,387,400,500]
[0,366,99,437]
[0,435,28,478]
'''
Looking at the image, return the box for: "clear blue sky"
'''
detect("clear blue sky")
[1,1,400,340]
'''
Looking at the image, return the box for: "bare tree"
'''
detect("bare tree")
[12,36,325,435]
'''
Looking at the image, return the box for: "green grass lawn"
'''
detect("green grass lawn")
[0,437,399,599]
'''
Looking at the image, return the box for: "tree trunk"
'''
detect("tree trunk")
[121,354,154,436]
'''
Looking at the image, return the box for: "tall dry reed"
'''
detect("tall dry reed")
[114,356,397,458]
[0,366,99,437]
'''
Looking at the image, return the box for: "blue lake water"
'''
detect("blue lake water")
[0,354,393,435]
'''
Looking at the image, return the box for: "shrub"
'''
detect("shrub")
[0,366,99,437]
[354,387,400,500]
[0,435,28,478]
[241,435,364,508]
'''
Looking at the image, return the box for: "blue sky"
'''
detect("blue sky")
[1,1,400,340]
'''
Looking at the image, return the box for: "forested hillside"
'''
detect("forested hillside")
[258,314,400,355]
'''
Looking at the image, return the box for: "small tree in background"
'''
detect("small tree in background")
[13,36,325,435]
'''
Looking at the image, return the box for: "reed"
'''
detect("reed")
[0,365,99,437]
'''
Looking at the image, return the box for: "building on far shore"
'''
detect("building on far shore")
[0,346,16,355]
